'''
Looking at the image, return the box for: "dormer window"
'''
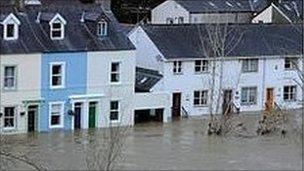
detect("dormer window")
[2,13,21,40]
[46,13,67,40]
[51,22,64,39]
[97,21,107,36]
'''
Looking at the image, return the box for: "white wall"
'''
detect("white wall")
[160,57,303,116]
[0,54,41,133]
[191,12,253,23]
[128,26,165,72]
[87,50,136,127]
[252,5,273,23]
[152,0,190,24]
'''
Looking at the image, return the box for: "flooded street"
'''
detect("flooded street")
[1,114,302,170]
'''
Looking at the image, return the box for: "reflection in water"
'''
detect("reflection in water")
[1,116,302,170]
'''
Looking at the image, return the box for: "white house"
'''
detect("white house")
[252,0,303,23]
[129,24,303,117]
[151,0,257,24]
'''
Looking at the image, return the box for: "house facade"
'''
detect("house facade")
[129,24,303,117]
[151,0,257,24]
[252,0,303,23]
[0,0,170,134]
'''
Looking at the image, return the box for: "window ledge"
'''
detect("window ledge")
[2,88,17,92]
[50,86,65,90]
[241,103,257,106]
[173,73,183,75]
[194,105,208,108]
[194,71,209,75]
[49,125,64,129]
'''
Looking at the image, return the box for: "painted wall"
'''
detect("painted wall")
[151,0,253,24]
[0,54,41,133]
[190,12,253,23]
[87,50,136,127]
[152,0,190,24]
[40,52,87,132]
[252,4,290,23]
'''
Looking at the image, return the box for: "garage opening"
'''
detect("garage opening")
[134,109,164,124]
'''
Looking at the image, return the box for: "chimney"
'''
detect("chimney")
[15,0,25,12]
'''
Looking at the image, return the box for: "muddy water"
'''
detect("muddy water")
[1,115,302,170]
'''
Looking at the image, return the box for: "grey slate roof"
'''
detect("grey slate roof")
[275,0,303,23]
[174,0,255,13]
[0,0,135,55]
[136,67,163,92]
[142,23,303,59]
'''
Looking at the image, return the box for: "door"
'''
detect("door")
[222,90,233,115]
[74,102,82,129]
[89,102,97,128]
[265,88,274,111]
[27,105,38,132]
[172,93,181,118]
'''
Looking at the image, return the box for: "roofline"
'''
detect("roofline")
[272,3,293,23]
[163,54,303,62]
[0,48,136,55]
[189,11,255,14]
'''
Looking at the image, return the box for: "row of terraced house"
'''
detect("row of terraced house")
[0,0,303,134]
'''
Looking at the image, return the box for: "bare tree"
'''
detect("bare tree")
[197,22,246,136]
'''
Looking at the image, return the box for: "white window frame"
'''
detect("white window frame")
[110,100,120,123]
[178,17,184,24]
[50,21,65,40]
[242,59,258,73]
[3,106,16,130]
[166,18,174,24]
[110,62,121,83]
[49,62,66,89]
[194,60,209,74]
[283,85,297,102]
[284,57,298,70]
[173,61,182,74]
[241,87,257,105]
[49,102,65,129]
[2,13,20,41]
[3,65,17,90]
[97,21,108,36]
[193,90,208,107]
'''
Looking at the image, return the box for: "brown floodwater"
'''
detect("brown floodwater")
[1,112,303,170]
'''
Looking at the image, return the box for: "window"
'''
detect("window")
[49,103,64,128]
[284,58,298,70]
[194,60,208,73]
[50,22,64,39]
[283,85,297,101]
[4,107,15,129]
[173,61,182,74]
[97,21,108,36]
[166,18,174,24]
[50,62,65,89]
[241,87,257,105]
[178,17,184,24]
[3,66,16,90]
[110,62,120,83]
[242,59,258,72]
[194,90,208,106]
[110,101,119,122]
[6,24,15,39]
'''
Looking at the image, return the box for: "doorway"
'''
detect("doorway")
[172,93,181,118]
[265,88,274,111]
[27,105,38,132]
[222,90,233,115]
[89,102,97,128]
[74,102,82,129]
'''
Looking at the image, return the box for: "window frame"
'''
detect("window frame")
[173,61,183,74]
[194,60,209,74]
[110,100,120,123]
[284,57,298,70]
[3,65,17,90]
[49,62,66,89]
[193,90,208,107]
[3,106,16,130]
[49,102,65,129]
[110,62,121,83]
[50,21,65,40]
[97,21,108,36]
[166,18,174,24]
[283,85,297,102]
[241,87,257,105]
[178,17,184,24]
[242,59,259,73]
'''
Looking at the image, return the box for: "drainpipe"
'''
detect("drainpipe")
[261,58,266,110]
